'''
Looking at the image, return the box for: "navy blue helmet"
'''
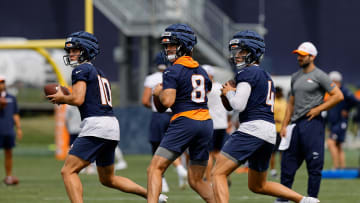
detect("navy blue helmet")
[154,52,169,70]
[229,30,265,67]
[160,23,197,60]
[63,31,100,66]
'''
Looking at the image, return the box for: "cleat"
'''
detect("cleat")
[3,176,19,185]
[161,177,170,193]
[158,194,168,203]
[114,161,128,170]
[300,197,320,203]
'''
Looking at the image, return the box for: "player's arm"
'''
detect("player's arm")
[280,95,295,137]
[159,89,176,108]
[222,82,251,112]
[306,86,343,120]
[13,114,22,140]
[142,86,152,108]
[48,81,86,106]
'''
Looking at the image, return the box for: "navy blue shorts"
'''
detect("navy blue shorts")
[209,129,228,151]
[0,134,15,149]
[160,117,213,162]
[69,136,118,167]
[149,112,171,142]
[329,122,347,143]
[221,131,274,172]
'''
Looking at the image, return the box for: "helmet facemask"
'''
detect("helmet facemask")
[229,41,253,69]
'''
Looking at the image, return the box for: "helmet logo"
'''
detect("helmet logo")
[162,38,170,43]
[65,43,72,47]
[161,32,172,37]
[229,39,240,44]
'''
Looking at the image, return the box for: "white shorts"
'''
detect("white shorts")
[79,116,120,141]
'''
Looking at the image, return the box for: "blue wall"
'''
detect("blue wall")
[212,0,360,86]
[1,0,359,85]
[114,107,152,154]
[0,0,119,81]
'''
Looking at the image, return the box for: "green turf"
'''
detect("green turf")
[0,115,359,202]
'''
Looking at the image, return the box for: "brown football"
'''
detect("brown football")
[220,79,236,111]
[153,95,168,113]
[227,79,236,87]
[44,83,70,96]
[221,95,233,111]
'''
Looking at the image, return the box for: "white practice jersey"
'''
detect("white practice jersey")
[79,116,120,141]
[207,82,228,129]
[144,71,171,112]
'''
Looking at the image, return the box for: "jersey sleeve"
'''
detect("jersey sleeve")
[12,96,19,114]
[72,64,91,85]
[235,68,258,87]
[317,70,335,93]
[162,66,179,89]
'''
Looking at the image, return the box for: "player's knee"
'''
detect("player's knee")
[60,166,71,177]
[187,174,202,189]
[99,176,114,187]
[248,184,264,194]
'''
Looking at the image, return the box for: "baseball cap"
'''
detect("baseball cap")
[202,64,215,76]
[329,71,342,82]
[0,75,5,82]
[292,42,318,56]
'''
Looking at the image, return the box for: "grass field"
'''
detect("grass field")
[0,116,360,202]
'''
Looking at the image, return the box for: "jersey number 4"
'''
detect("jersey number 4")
[191,75,206,103]
[266,80,275,112]
[98,75,112,107]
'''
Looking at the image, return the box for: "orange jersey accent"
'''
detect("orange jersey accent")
[173,56,199,68]
[171,109,211,122]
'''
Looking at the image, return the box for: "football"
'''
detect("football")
[44,84,70,96]
[221,79,236,111]
[221,95,233,111]
[227,79,236,88]
[153,95,168,113]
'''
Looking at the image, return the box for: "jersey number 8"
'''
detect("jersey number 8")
[98,75,112,107]
[191,75,206,103]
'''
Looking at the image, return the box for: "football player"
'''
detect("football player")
[142,52,188,191]
[148,24,215,203]
[47,31,167,203]
[211,30,320,203]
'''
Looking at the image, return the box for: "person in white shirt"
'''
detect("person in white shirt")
[202,65,230,182]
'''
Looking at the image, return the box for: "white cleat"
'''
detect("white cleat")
[300,197,320,203]
[114,161,128,170]
[176,165,188,189]
[158,194,168,203]
[161,177,170,193]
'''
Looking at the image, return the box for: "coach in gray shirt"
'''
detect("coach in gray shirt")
[275,42,343,203]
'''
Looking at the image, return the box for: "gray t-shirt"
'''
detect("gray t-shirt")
[291,67,335,122]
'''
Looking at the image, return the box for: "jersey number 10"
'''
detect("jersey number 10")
[98,75,113,107]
